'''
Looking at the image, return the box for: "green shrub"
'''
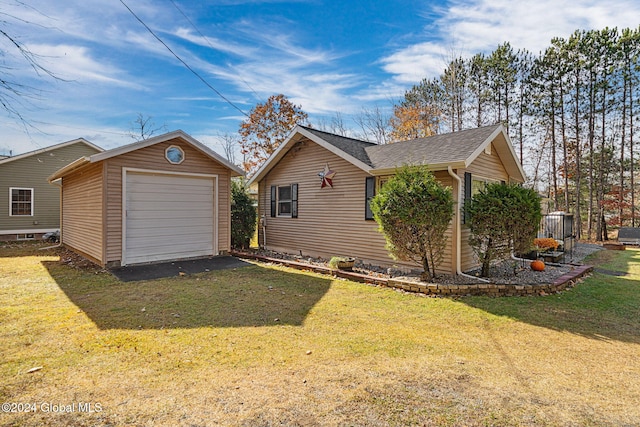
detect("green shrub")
[231,179,257,249]
[466,183,541,277]
[370,165,454,281]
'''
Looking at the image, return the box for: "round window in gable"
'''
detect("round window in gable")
[165,145,185,164]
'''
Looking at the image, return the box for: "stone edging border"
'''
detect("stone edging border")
[230,251,594,297]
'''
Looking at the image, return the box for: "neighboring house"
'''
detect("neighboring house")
[0,139,103,241]
[48,130,244,267]
[248,124,526,275]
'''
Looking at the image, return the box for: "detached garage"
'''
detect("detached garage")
[48,130,243,267]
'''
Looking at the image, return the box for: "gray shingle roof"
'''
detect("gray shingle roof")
[302,124,501,171]
[300,126,376,166]
[365,125,501,170]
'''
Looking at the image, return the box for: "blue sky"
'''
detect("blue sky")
[2,0,640,158]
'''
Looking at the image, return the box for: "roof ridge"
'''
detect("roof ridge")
[299,125,377,146]
[0,138,102,165]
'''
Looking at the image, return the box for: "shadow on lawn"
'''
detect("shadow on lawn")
[43,260,332,330]
[463,270,640,344]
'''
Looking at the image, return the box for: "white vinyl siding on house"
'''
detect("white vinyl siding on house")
[123,171,215,265]
[9,188,33,216]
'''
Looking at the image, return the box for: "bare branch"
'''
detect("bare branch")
[128,113,167,141]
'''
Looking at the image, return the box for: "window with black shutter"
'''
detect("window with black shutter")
[271,184,298,218]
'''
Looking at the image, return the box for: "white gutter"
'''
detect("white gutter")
[447,166,490,283]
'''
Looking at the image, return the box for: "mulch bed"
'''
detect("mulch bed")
[231,248,597,297]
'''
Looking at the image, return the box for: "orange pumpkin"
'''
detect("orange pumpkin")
[530,260,545,271]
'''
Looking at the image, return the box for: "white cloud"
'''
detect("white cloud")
[379,0,640,84]
[27,44,140,88]
[173,27,257,58]
[380,41,451,83]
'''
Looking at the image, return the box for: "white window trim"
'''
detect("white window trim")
[9,187,34,217]
[277,184,293,217]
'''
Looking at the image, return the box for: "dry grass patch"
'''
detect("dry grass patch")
[1,242,639,426]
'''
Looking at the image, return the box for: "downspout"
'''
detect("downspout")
[447,166,490,283]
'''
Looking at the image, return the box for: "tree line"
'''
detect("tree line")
[239,27,640,242]
[387,27,640,241]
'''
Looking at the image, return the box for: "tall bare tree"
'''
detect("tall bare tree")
[316,112,349,136]
[354,105,391,144]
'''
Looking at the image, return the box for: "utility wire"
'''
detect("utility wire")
[118,0,249,117]
[167,0,263,104]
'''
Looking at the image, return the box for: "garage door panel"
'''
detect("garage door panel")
[128,192,213,204]
[129,240,213,253]
[126,230,213,248]
[127,173,208,185]
[126,210,213,221]
[124,171,215,265]
[126,244,214,265]
[126,222,212,234]
[127,200,213,212]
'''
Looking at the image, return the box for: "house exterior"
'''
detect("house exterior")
[48,130,244,267]
[0,139,103,241]
[248,124,526,275]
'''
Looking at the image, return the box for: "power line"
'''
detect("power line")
[167,0,263,104]
[118,0,249,117]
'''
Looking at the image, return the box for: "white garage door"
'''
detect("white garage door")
[124,172,215,265]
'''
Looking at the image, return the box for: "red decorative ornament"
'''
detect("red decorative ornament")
[318,163,336,188]
[530,260,545,271]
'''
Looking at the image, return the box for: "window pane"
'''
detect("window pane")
[11,189,32,216]
[471,180,485,197]
[278,186,291,201]
[278,201,292,215]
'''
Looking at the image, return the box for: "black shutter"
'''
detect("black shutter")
[365,177,375,220]
[270,185,276,217]
[291,184,298,218]
[463,172,472,224]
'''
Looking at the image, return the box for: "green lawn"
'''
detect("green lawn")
[1,242,639,426]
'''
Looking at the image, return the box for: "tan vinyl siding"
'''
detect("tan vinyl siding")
[459,142,511,271]
[103,139,231,263]
[466,143,509,182]
[258,139,456,274]
[0,142,100,233]
[61,163,104,263]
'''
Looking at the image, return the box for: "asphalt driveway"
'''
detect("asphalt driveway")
[110,256,251,282]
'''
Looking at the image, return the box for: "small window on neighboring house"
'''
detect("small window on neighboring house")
[10,188,33,216]
[270,184,298,218]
